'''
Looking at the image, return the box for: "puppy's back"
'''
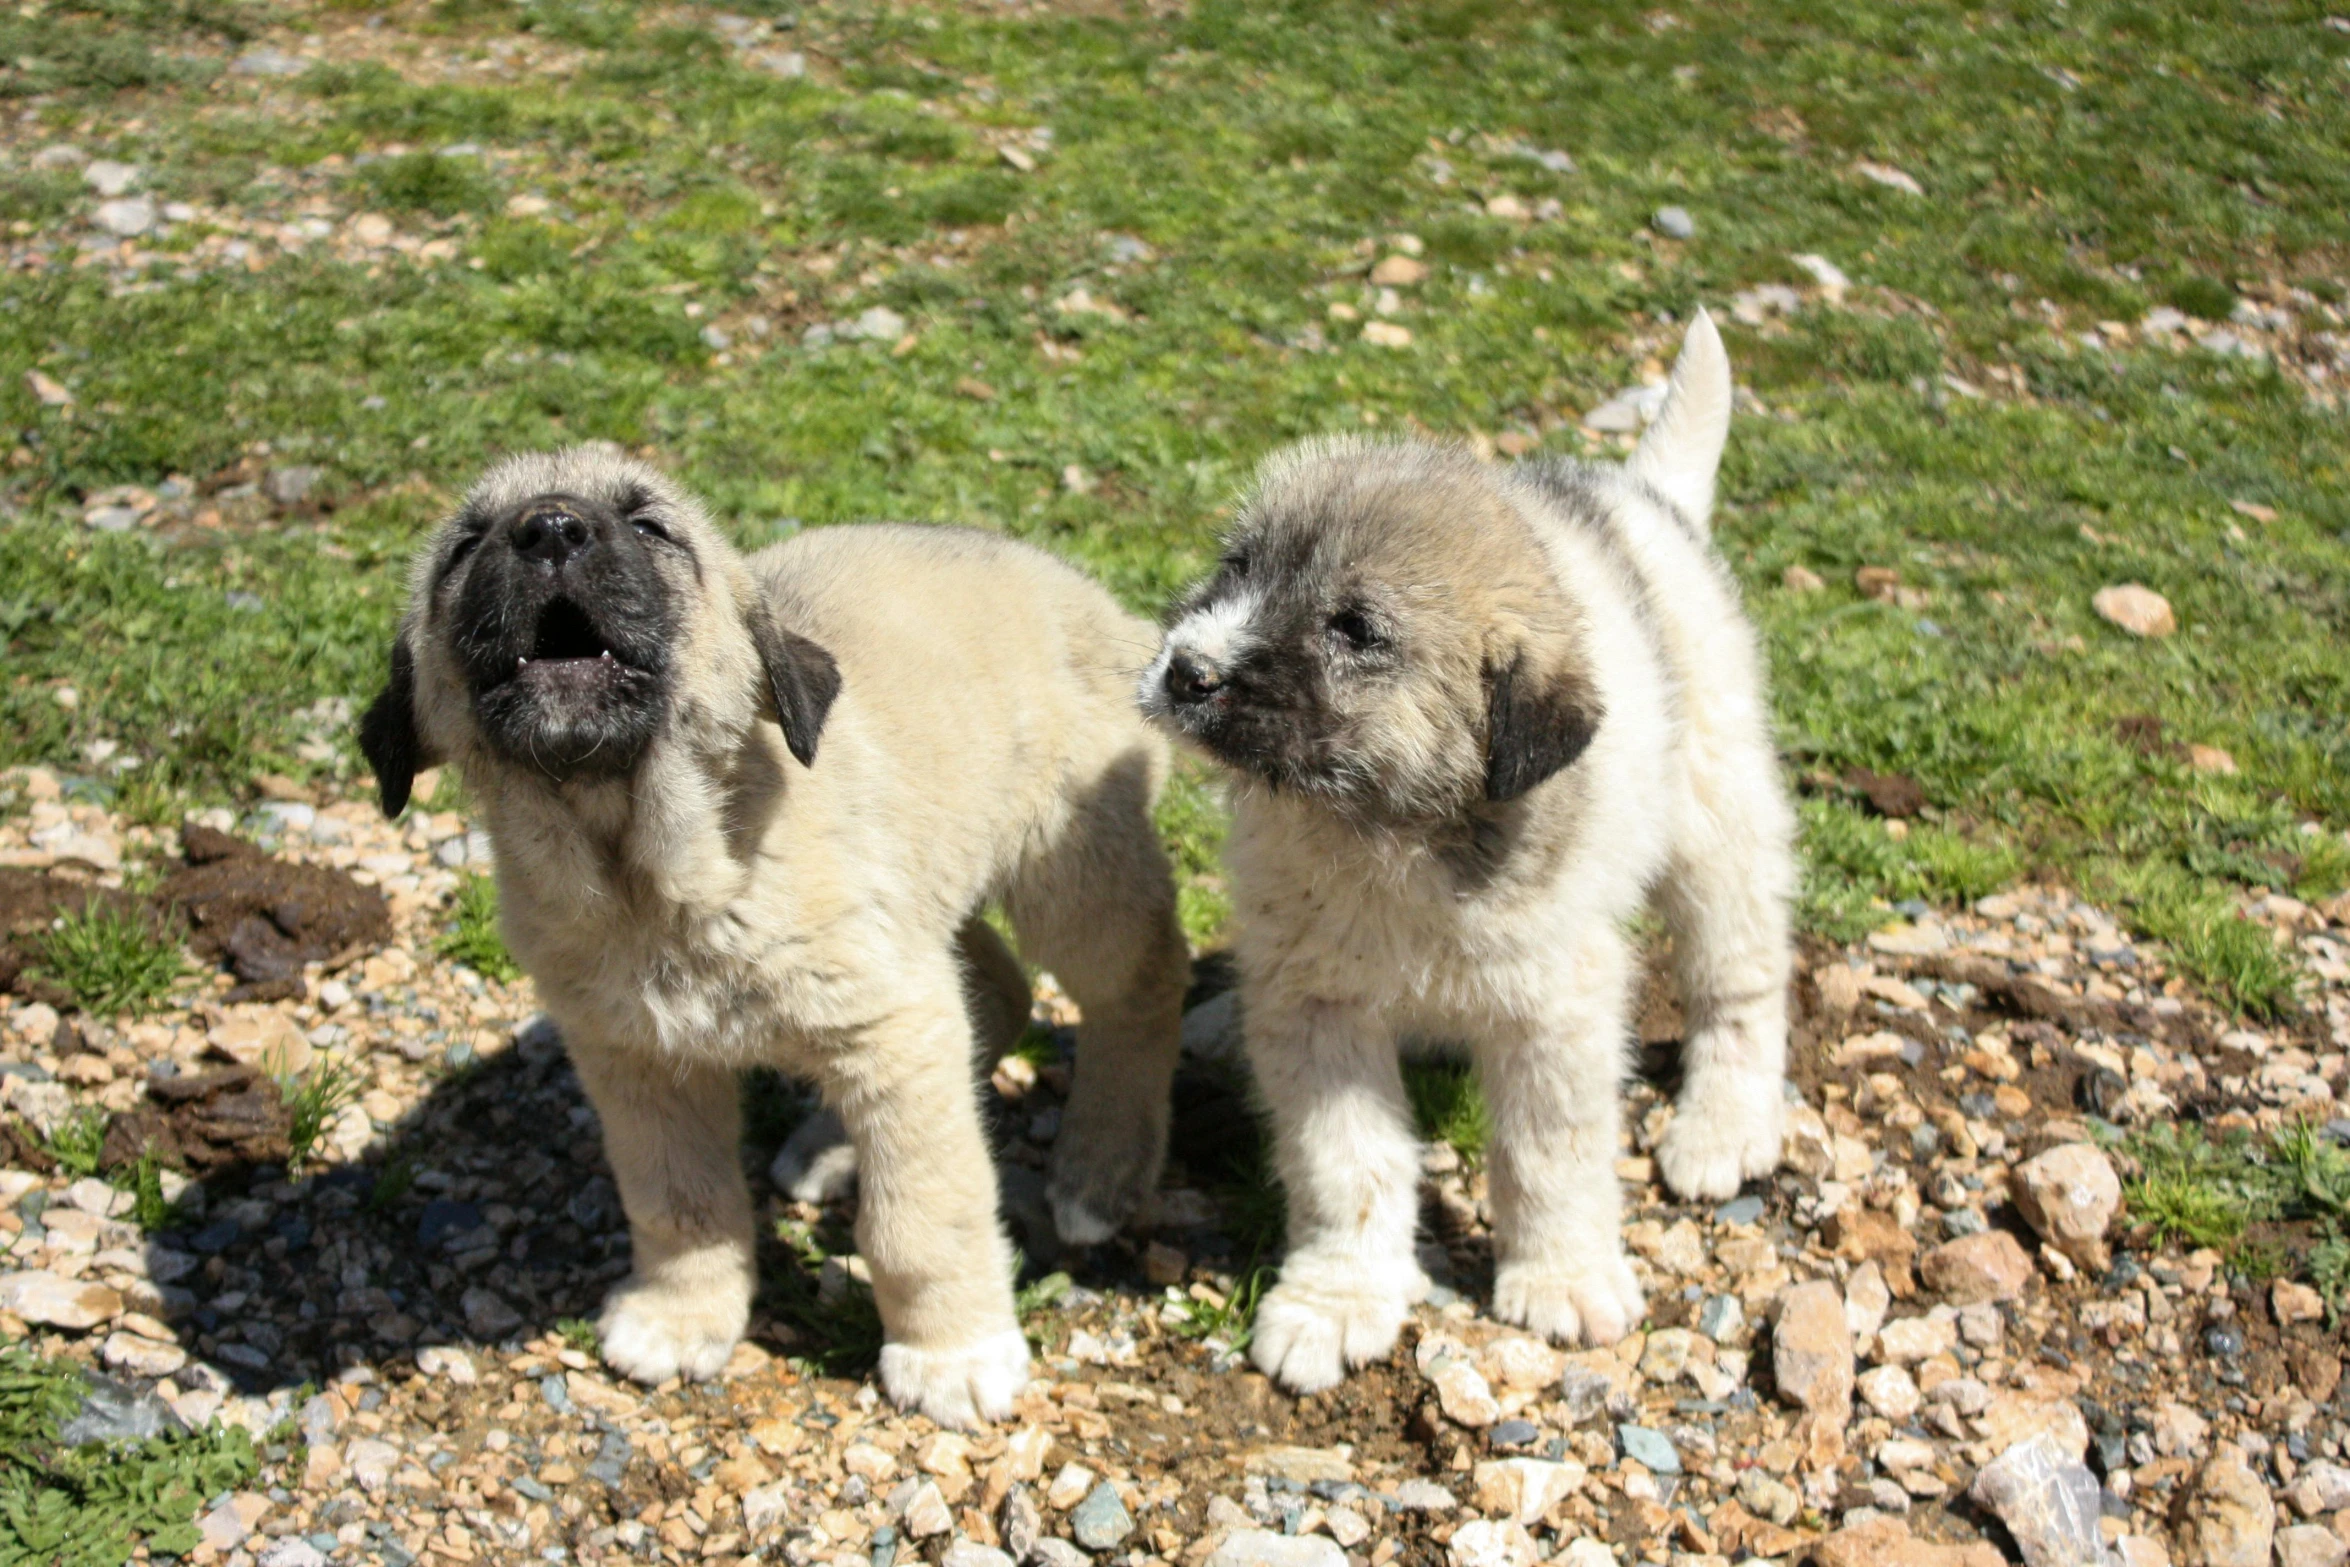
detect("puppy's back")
[751,522,1157,731]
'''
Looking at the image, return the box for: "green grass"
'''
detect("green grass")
[27,906,186,1020]
[766,1214,887,1375]
[435,874,520,984]
[39,1109,110,1182]
[1406,1058,1492,1163]
[2120,1121,2350,1309]
[1161,1258,1272,1352]
[554,1318,599,1356]
[0,1340,260,1567]
[0,0,2346,1018]
[281,1057,364,1172]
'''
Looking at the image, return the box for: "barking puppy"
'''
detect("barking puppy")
[359,448,1187,1425]
[1141,314,1793,1392]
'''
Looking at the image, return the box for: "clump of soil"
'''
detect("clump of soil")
[104,1063,293,1172]
[154,825,390,1001]
[0,868,150,1002]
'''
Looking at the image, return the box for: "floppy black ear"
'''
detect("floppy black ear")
[749,611,841,768]
[1484,646,1603,802]
[358,638,434,818]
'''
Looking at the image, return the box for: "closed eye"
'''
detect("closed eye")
[630,512,671,542]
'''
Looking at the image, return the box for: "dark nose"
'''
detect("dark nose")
[509,505,594,566]
[1164,650,1224,706]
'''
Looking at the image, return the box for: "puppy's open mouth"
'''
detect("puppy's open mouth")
[496,598,634,688]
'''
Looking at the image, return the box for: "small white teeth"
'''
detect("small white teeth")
[600,650,614,662]
[517,657,529,671]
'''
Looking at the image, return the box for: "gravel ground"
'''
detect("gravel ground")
[5,762,2350,1567]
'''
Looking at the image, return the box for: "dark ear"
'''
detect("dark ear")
[1484,646,1603,802]
[749,610,841,768]
[358,638,434,818]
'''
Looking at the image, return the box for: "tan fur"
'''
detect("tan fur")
[372,449,1187,1426]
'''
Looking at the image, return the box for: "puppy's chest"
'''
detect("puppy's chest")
[1231,840,1549,1014]
[523,889,858,1062]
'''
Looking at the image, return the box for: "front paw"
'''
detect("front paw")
[878,1328,1032,1429]
[1046,1122,1162,1247]
[1493,1253,1644,1347]
[1654,1085,1782,1202]
[599,1276,748,1384]
[1249,1269,1419,1394]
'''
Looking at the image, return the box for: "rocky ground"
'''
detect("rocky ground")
[5,761,2350,1567]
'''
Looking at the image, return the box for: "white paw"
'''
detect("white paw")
[1049,1189,1119,1247]
[1493,1252,1644,1347]
[770,1111,859,1204]
[598,1278,747,1385]
[1248,1269,1419,1394]
[878,1328,1032,1429]
[1047,1115,1165,1248]
[1654,1086,1782,1202]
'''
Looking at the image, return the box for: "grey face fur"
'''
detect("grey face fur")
[359,449,839,817]
[1142,438,1603,824]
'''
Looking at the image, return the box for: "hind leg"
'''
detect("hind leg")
[1652,754,1796,1201]
[1005,750,1189,1245]
[769,918,1032,1204]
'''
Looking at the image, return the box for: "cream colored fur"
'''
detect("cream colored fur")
[1145,314,1795,1393]
[379,450,1187,1426]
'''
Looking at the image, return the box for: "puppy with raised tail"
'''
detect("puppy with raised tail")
[358,448,1187,1426]
[1141,313,1793,1393]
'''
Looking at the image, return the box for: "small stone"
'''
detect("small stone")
[1472,1458,1585,1523]
[1652,206,1696,239]
[851,306,907,342]
[1371,255,1429,286]
[1448,1519,1540,1567]
[1428,1356,1503,1427]
[1771,1281,1854,1418]
[1639,1327,1697,1383]
[1244,1446,1355,1485]
[1142,1241,1188,1287]
[1362,321,1414,348]
[999,1483,1042,1560]
[2115,1539,2169,1567]
[1046,1463,1096,1510]
[1814,1517,2006,1567]
[461,1287,522,1339]
[260,1540,328,1567]
[102,1332,187,1377]
[1783,565,1827,593]
[1616,1424,1679,1474]
[2275,1280,2326,1326]
[0,1270,124,1329]
[1845,1263,1893,1340]
[1876,1315,1958,1364]
[198,1492,270,1553]
[2189,744,2238,774]
[94,197,157,237]
[901,1480,953,1538]
[1070,1480,1135,1549]
[1858,1365,1921,1422]
[1919,1232,2032,1305]
[415,1346,478,1384]
[2287,1461,2350,1517]
[265,465,325,507]
[743,1481,792,1536]
[2277,1527,2348,1567]
[1394,1479,1459,1512]
[2093,584,2176,638]
[943,1543,1015,1567]
[1854,161,1925,196]
[1968,1431,2105,1567]
[2013,1145,2122,1271]
[345,1438,400,1493]
[1326,1505,1371,1548]
[1033,1542,1091,1567]
[231,47,308,75]
[2179,1445,2274,1567]
[1739,1471,1800,1527]
[1205,1531,1348,1567]
[83,159,141,196]
[207,1011,313,1075]
[1700,1293,1747,1343]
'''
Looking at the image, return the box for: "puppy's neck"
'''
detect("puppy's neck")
[475,719,791,918]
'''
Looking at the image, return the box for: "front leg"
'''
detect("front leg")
[569,1044,757,1384]
[1473,925,1645,1347]
[820,981,1029,1429]
[1246,994,1426,1394]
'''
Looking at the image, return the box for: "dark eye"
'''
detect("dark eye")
[1327,607,1381,651]
[446,532,484,568]
[630,512,670,542]
[1221,550,1250,579]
